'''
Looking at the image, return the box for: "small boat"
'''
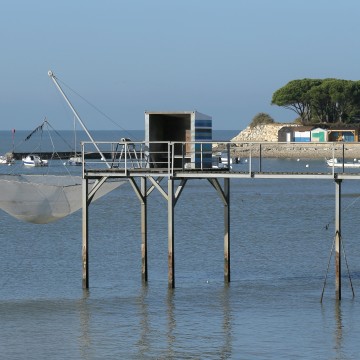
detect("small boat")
[22,154,48,167]
[68,156,82,166]
[326,158,360,168]
[0,153,15,165]
[212,152,232,169]
[67,116,82,166]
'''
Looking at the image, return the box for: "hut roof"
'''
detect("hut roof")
[328,124,360,130]
[293,126,314,132]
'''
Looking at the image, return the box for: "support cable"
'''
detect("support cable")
[341,235,355,298]
[49,74,139,141]
[320,237,335,303]
[321,232,355,301]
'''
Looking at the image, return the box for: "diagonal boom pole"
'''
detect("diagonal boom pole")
[48,70,110,169]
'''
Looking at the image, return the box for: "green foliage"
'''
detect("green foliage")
[293,117,303,125]
[250,113,275,128]
[272,78,360,124]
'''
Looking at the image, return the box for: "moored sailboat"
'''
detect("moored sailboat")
[326,157,360,168]
[0,152,15,165]
[67,116,82,166]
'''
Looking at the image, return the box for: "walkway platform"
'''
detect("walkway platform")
[80,140,360,300]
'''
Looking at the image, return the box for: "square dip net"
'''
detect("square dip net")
[0,174,124,224]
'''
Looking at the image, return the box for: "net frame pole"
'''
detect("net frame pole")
[48,70,110,169]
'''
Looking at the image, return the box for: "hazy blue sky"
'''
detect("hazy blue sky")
[1,0,359,130]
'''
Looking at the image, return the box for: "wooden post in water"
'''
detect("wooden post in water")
[224,178,230,282]
[82,178,89,289]
[141,177,148,282]
[168,178,175,288]
[335,179,342,300]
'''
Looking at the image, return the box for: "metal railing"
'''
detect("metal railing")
[81,140,360,176]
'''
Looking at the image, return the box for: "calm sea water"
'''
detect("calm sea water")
[0,129,239,154]
[1,130,360,359]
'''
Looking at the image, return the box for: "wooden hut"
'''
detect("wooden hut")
[311,127,328,142]
[327,126,359,142]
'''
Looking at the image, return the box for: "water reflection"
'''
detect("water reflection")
[333,300,343,360]
[166,289,176,358]
[221,285,232,358]
[322,299,346,360]
[78,289,91,360]
[163,286,233,359]
[137,284,151,358]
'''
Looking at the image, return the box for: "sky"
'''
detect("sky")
[1,0,360,131]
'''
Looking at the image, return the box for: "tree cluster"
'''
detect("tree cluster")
[249,112,274,128]
[271,79,360,125]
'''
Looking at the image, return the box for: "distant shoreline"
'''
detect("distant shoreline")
[228,124,360,159]
[227,142,360,160]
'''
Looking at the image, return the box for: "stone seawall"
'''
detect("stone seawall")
[229,142,360,159]
[224,124,360,159]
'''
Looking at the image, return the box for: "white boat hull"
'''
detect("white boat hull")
[326,158,360,168]
[22,155,48,167]
[0,153,15,165]
[68,156,82,166]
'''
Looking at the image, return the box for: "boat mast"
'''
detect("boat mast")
[48,70,110,168]
[73,115,77,157]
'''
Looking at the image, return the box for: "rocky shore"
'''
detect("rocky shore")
[228,142,360,159]
[221,124,360,159]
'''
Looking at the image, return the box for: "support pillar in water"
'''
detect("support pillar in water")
[82,178,89,289]
[224,178,230,283]
[335,179,342,300]
[168,178,175,288]
[141,177,148,282]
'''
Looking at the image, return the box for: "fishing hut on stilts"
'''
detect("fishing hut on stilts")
[48,71,356,301]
